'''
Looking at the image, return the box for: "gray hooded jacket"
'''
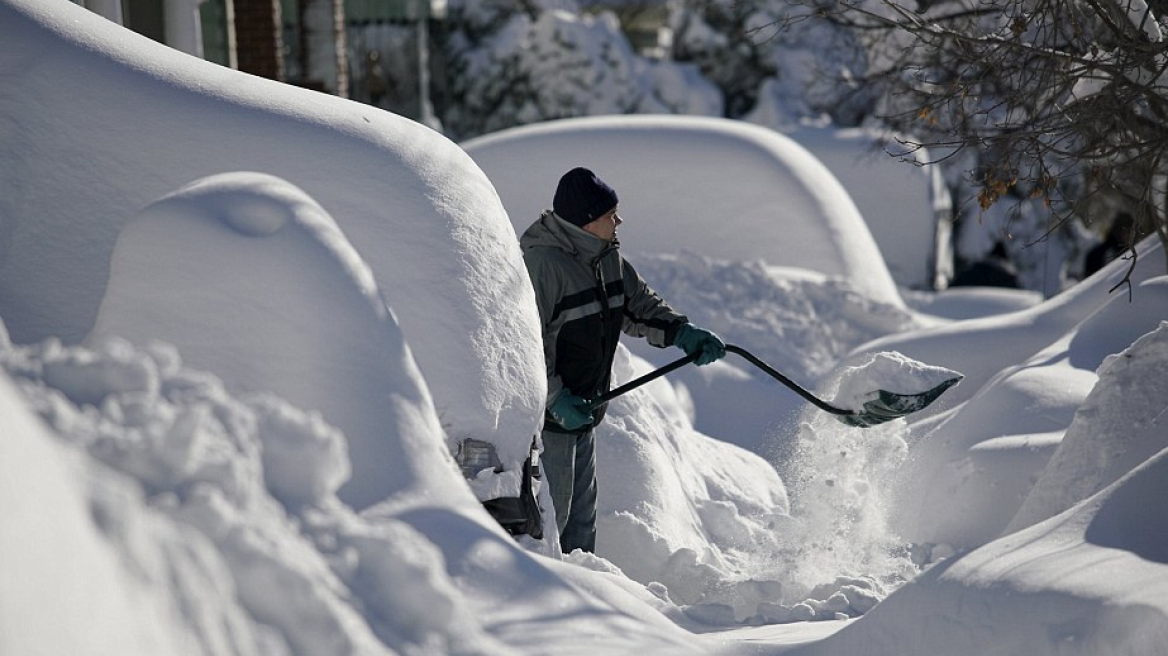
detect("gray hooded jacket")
[520,210,687,431]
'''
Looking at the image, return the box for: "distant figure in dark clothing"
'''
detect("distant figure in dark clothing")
[950,241,1020,288]
[1084,212,1136,277]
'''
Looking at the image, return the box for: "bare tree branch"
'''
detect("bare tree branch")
[774,0,1168,275]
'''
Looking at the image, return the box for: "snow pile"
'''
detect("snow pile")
[798,323,1168,656]
[623,252,916,454]
[8,319,770,654]
[901,285,1044,320]
[0,365,219,656]
[879,245,1167,551]
[1009,309,1168,531]
[0,0,545,485]
[632,254,915,378]
[0,334,509,656]
[88,172,455,511]
[594,347,792,622]
[591,345,925,625]
[848,236,1167,416]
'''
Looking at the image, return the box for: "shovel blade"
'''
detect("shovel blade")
[835,375,963,428]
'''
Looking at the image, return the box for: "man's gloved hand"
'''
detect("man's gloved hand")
[548,391,594,430]
[674,323,727,366]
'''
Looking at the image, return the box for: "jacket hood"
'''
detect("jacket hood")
[520,210,612,260]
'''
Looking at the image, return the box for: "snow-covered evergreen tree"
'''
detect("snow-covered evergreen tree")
[672,0,870,125]
[440,0,723,140]
[441,1,630,139]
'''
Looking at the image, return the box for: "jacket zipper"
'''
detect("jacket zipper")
[592,252,619,401]
[593,256,609,354]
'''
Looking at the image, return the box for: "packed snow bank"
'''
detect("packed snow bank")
[793,325,1168,656]
[596,347,790,621]
[87,172,457,510]
[0,0,544,475]
[0,370,216,656]
[888,273,1168,549]
[462,115,905,309]
[593,346,912,624]
[902,285,1044,320]
[1008,314,1168,532]
[845,236,1166,417]
[0,336,510,655]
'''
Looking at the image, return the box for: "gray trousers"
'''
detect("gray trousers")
[540,427,597,553]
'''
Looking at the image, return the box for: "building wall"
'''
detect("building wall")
[77,0,432,117]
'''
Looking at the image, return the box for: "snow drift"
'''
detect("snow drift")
[87,172,455,510]
[0,0,544,477]
[795,323,1168,656]
[5,0,1168,654]
[849,238,1167,550]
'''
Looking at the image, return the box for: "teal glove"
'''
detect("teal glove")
[548,391,594,431]
[674,323,726,366]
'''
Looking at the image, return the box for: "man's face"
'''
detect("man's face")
[583,206,622,243]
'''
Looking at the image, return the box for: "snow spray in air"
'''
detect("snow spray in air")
[763,352,961,611]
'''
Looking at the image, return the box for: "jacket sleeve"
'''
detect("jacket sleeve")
[620,260,688,348]
[524,249,568,408]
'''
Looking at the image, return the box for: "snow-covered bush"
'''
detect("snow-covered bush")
[674,0,869,124]
[441,3,640,139]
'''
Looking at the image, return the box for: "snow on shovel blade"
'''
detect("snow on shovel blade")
[834,375,963,428]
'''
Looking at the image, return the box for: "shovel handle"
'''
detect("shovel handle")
[723,345,853,416]
[588,344,856,417]
[588,351,700,410]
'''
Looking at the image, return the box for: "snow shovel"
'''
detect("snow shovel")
[588,344,961,428]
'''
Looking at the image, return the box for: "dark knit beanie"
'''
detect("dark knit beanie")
[552,167,618,228]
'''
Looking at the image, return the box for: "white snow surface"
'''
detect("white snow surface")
[87,172,454,511]
[3,1,1168,654]
[0,0,546,482]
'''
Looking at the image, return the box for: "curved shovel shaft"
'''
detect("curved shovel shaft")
[723,345,853,416]
[588,344,961,428]
[588,351,700,409]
